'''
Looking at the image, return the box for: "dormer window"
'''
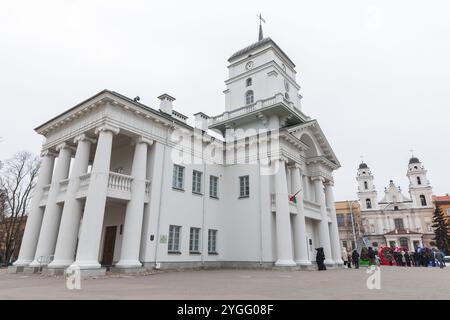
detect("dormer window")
[417,177,422,185]
[245,90,254,105]
[246,78,252,87]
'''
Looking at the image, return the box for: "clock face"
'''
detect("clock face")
[245,61,254,70]
[284,79,290,91]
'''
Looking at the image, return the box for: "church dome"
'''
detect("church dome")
[359,162,369,169]
[409,157,420,164]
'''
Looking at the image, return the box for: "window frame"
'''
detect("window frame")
[208,229,218,254]
[192,170,203,194]
[172,165,185,190]
[168,225,181,253]
[394,218,404,230]
[420,194,427,206]
[366,198,372,209]
[245,90,254,105]
[189,227,201,253]
[239,175,250,198]
[209,175,219,198]
[246,78,252,87]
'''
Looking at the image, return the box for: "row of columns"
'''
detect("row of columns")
[14,124,153,271]
[274,158,343,267]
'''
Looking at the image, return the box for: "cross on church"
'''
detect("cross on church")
[256,13,266,41]
[409,149,415,157]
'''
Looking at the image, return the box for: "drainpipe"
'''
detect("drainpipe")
[257,141,263,266]
[153,121,174,267]
[201,133,207,267]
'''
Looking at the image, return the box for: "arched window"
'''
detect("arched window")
[245,90,254,105]
[366,198,372,209]
[246,78,252,87]
[364,181,368,190]
[399,237,409,250]
[420,194,427,206]
[417,176,422,185]
[414,166,418,169]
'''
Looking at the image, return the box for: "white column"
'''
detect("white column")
[70,125,119,270]
[325,181,343,265]
[48,134,94,268]
[13,150,56,266]
[29,143,73,267]
[313,177,333,264]
[286,166,292,194]
[274,158,296,266]
[291,165,311,265]
[115,137,152,268]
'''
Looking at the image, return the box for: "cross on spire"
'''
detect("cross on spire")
[256,13,266,41]
[409,149,415,157]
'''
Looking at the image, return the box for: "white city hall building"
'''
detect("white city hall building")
[12,31,343,276]
[357,157,435,250]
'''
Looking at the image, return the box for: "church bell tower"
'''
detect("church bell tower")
[407,156,433,208]
[357,162,378,210]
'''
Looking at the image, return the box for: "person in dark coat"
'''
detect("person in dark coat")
[316,247,326,271]
[352,250,360,269]
[368,247,376,266]
[404,251,411,267]
[413,250,420,267]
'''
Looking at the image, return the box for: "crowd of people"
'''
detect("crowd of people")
[336,245,447,270]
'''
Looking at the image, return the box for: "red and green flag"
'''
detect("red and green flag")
[289,189,302,204]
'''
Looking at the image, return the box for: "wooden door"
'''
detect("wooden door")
[101,226,117,266]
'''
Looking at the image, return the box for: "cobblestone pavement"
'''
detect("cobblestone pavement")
[0,266,449,299]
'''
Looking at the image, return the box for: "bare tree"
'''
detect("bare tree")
[0,151,39,265]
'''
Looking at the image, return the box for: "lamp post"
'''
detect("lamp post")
[347,200,359,250]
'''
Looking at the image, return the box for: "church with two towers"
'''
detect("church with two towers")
[357,157,435,251]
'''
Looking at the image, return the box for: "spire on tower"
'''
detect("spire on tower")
[256,13,266,41]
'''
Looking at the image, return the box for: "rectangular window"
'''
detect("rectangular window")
[239,175,250,198]
[192,170,203,194]
[394,218,404,230]
[336,214,345,227]
[209,175,218,198]
[172,165,185,190]
[168,225,181,252]
[208,229,218,253]
[189,227,200,253]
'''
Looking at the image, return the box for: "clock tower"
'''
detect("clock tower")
[224,33,303,112]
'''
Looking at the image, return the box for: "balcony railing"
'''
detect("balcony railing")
[209,94,309,127]
[108,172,133,192]
[40,171,150,206]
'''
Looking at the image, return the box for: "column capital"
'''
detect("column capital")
[324,180,334,187]
[40,149,58,158]
[95,124,120,136]
[288,163,302,170]
[311,176,325,183]
[74,133,97,145]
[56,142,76,153]
[133,136,154,146]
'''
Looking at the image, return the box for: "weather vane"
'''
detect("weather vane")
[256,13,266,41]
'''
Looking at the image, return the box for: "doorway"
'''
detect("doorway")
[101,226,117,266]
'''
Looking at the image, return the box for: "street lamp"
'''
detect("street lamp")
[347,200,359,251]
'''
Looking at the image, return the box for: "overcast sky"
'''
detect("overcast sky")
[1,0,449,201]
